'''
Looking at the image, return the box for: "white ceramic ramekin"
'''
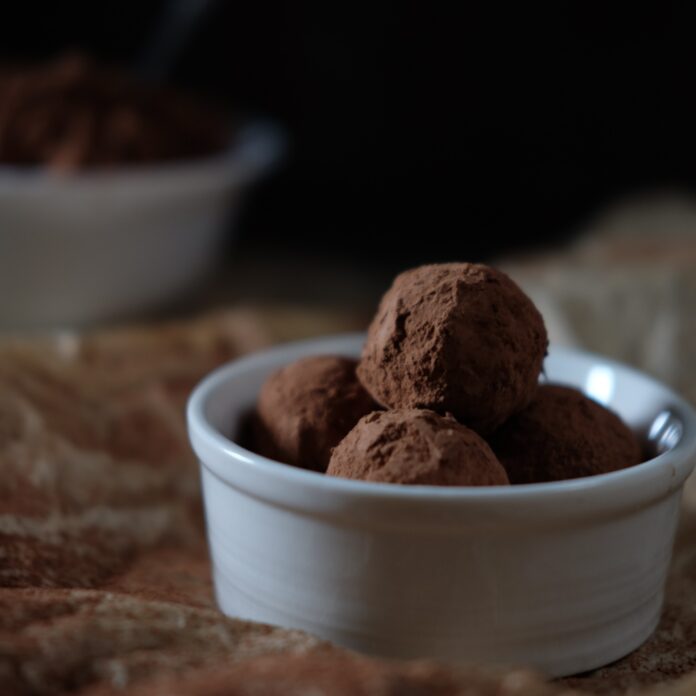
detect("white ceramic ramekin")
[0,122,282,330]
[187,334,696,678]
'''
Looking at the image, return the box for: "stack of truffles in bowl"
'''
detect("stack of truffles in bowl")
[248,263,642,484]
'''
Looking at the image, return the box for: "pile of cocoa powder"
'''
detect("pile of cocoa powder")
[0,54,228,171]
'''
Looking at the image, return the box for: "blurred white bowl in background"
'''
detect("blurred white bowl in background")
[0,122,283,330]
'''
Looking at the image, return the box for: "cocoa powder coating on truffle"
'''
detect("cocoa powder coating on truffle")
[327,408,509,486]
[490,384,642,483]
[356,263,548,434]
[254,355,376,472]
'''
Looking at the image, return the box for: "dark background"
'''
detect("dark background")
[2,2,695,266]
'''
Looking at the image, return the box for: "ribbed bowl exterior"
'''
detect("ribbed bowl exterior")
[189,335,696,677]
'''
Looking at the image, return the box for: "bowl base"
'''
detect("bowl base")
[212,566,662,678]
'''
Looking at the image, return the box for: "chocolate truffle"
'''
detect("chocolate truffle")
[327,408,509,486]
[357,263,547,434]
[254,355,376,472]
[490,384,642,483]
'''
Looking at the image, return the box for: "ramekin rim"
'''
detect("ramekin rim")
[0,120,283,187]
[187,333,696,501]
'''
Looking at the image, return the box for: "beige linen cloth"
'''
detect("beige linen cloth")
[2,199,696,695]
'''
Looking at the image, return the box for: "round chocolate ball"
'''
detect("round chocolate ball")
[357,263,548,434]
[327,408,509,486]
[490,384,642,483]
[254,355,376,472]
